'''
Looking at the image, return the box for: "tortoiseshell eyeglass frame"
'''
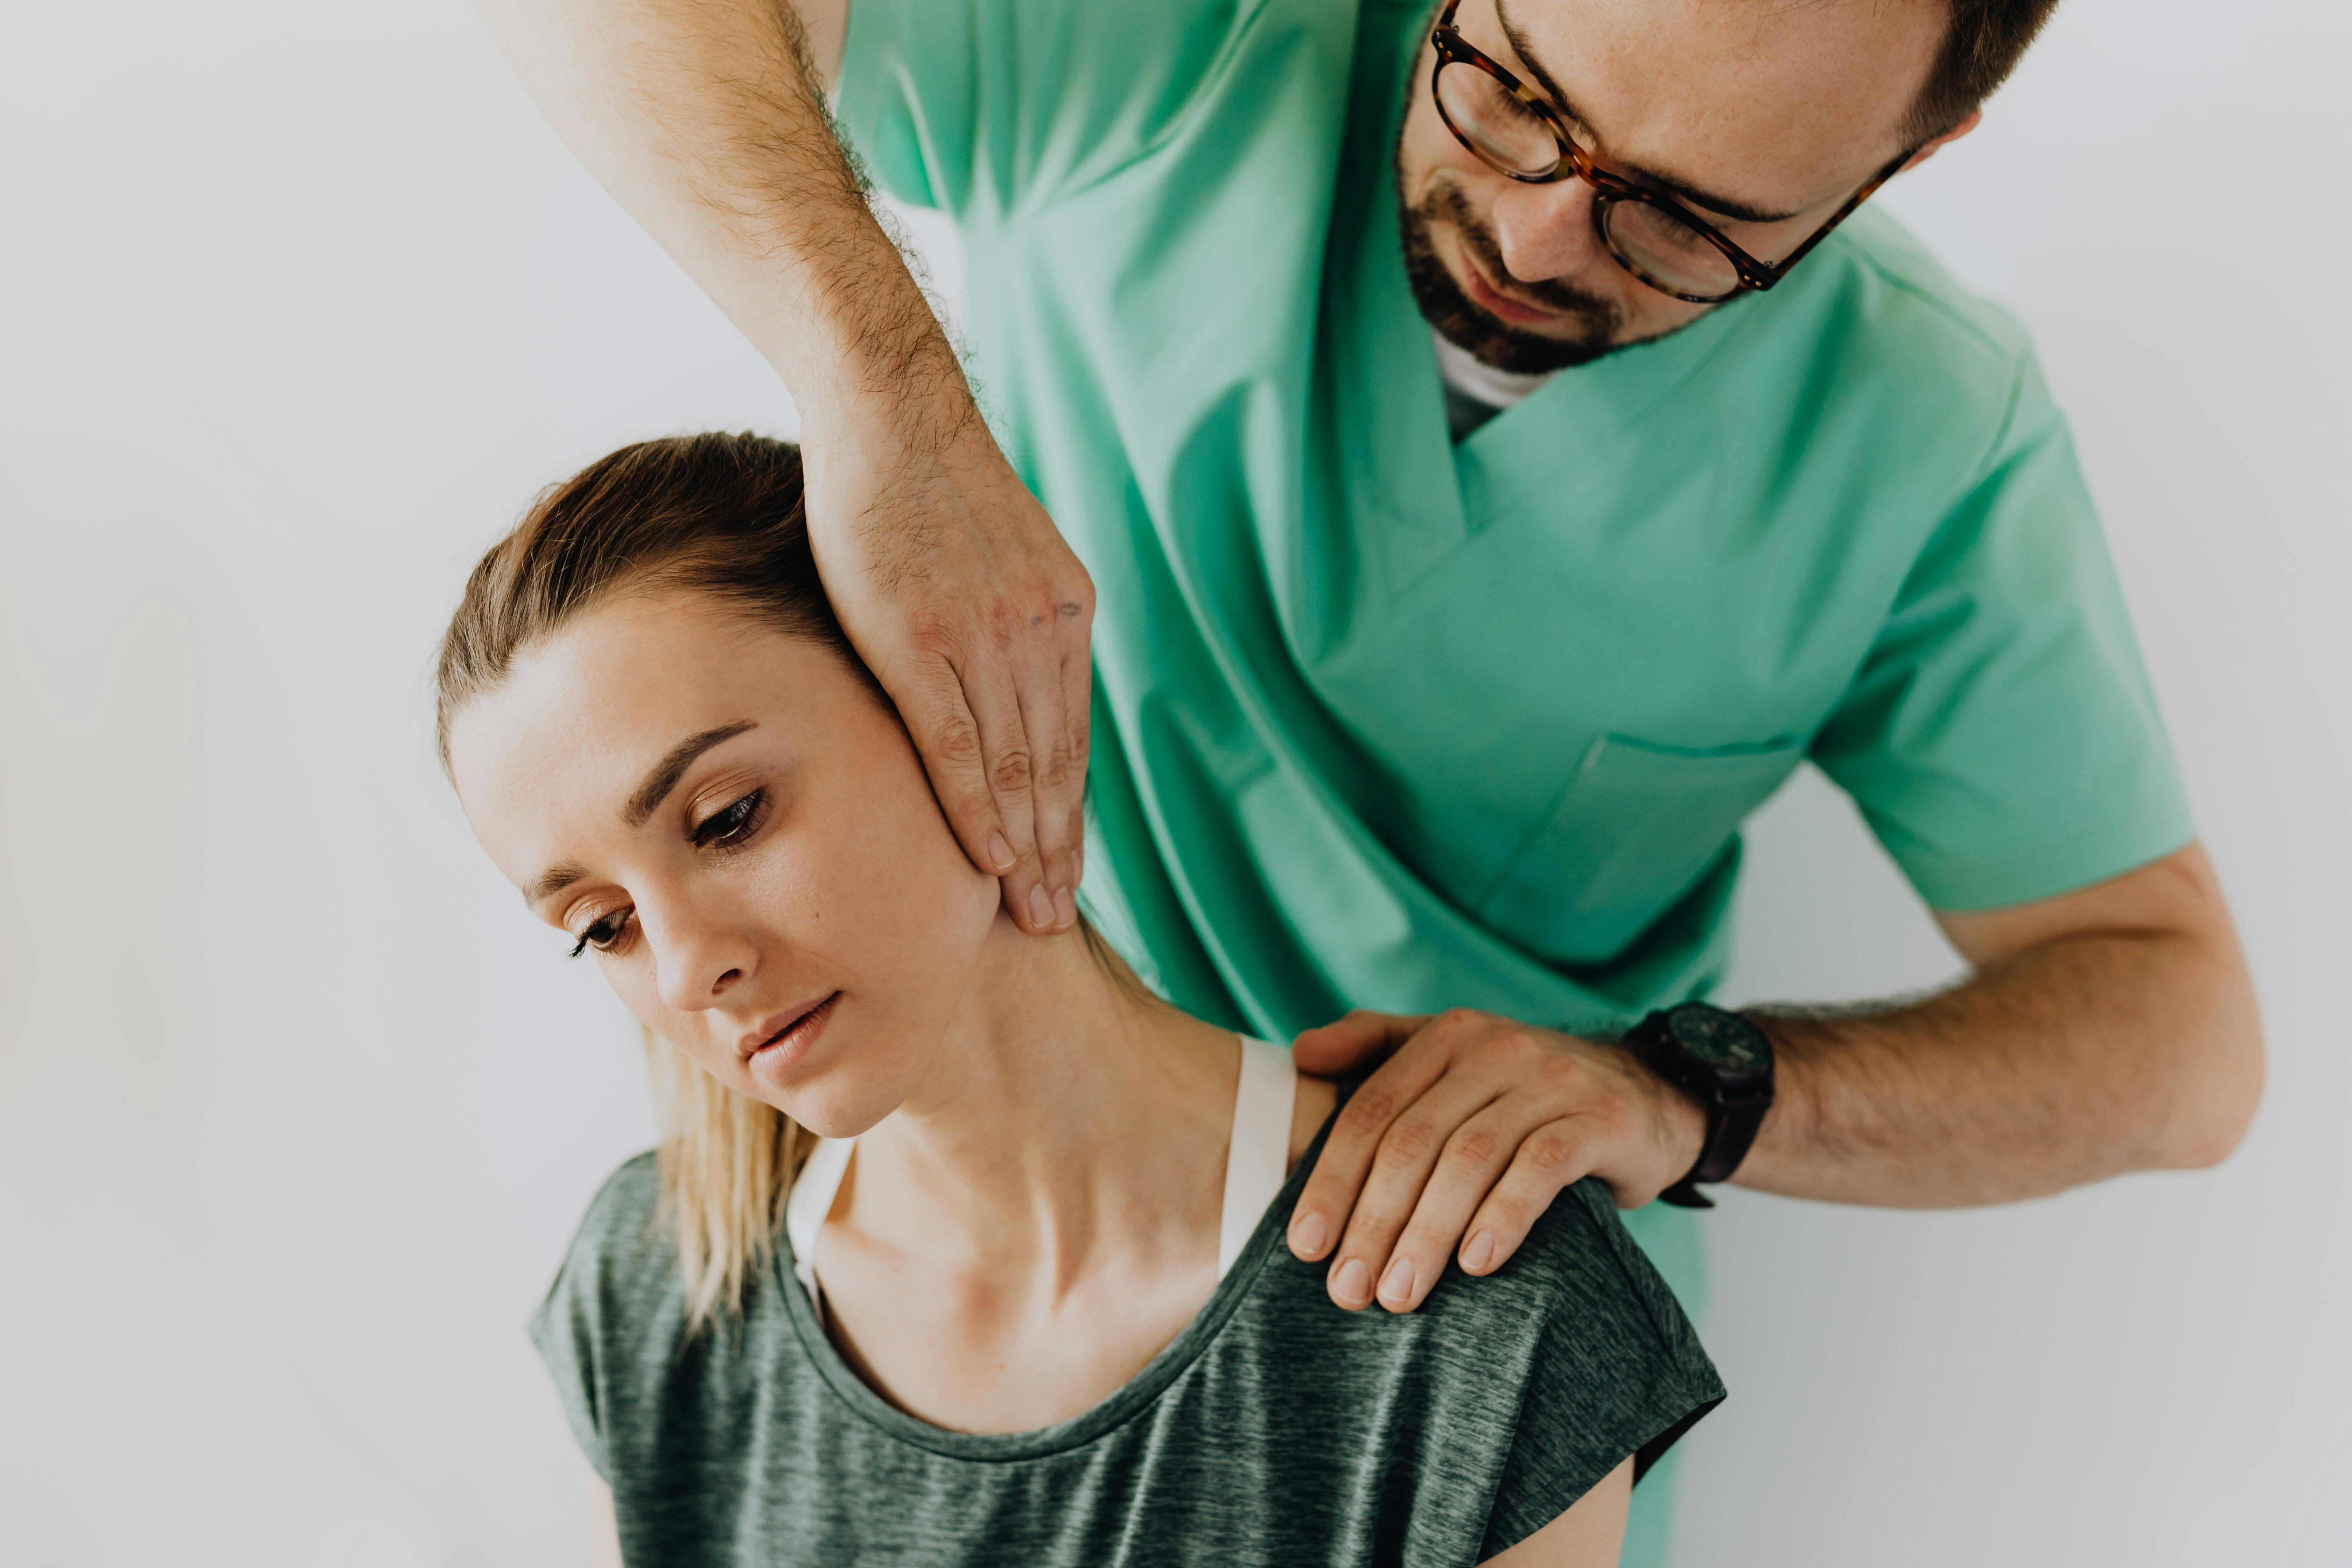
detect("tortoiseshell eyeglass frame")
[1427,0,1916,304]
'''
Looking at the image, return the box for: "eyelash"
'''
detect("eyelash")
[564,788,769,959]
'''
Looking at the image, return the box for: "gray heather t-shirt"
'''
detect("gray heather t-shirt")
[532,1101,1724,1567]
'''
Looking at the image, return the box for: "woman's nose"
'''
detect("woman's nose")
[1489,175,1604,282]
[647,904,759,1014]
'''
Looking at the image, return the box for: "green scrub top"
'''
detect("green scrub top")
[837,0,2190,1549]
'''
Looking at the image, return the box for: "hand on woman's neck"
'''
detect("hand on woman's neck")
[844,915,1244,1294]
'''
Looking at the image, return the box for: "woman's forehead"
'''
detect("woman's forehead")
[447,601,805,874]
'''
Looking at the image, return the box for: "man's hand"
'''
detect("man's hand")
[803,394,1094,934]
[1284,847,2261,1312]
[471,0,1093,933]
[1286,1009,1705,1313]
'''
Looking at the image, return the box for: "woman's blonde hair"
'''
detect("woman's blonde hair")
[642,1023,811,1330]
[436,432,848,1331]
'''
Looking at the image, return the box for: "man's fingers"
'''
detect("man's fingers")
[1317,1069,1509,1311]
[925,639,1057,933]
[1287,1018,1449,1263]
[1058,648,1093,901]
[1290,1009,1429,1077]
[1014,645,1078,932]
[1365,1101,1531,1312]
[887,650,1018,880]
[1457,1117,1600,1279]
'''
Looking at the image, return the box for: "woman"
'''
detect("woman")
[438,432,1722,1566]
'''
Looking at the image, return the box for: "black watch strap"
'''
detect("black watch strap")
[1632,1003,1775,1210]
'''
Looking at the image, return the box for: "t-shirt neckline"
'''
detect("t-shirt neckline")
[771,1082,1351,1462]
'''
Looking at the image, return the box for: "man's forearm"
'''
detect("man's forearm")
[1735,924,2263,1207]
[475,0,1100,937]
[473,0,958,431]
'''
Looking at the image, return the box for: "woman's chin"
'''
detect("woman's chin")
[751,1040,903,1140]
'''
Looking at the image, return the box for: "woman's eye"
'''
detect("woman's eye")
[568,909,632,959]
[692,789,766,850]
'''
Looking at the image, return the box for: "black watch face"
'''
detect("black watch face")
[1665,1004,1770,1081]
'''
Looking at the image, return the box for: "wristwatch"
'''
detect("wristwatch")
[1627,1002,1776,1209]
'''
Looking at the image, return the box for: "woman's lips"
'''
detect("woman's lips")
[742,992,841,1082]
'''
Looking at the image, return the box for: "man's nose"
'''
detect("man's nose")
[646,900,760,1014]
[1489,175,1604,282]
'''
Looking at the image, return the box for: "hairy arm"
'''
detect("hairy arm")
[1740,840,2262,1204]
[474,0,1093,934]
[1289,843,2263,1310]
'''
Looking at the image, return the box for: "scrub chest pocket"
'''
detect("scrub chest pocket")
[1477,735,1807,966]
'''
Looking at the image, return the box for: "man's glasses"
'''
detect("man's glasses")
[1427,0,1913,304]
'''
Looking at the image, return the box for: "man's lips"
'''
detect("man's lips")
[737,993,840,1062]
[1455,240,1566,326]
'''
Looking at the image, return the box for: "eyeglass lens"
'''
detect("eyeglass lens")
[1434,59,1561,177]
[1598,198,1742,300]
[1435,59,1744,302]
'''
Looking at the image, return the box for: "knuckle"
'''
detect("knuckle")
[1382,1117,1439,1163]
[1522,1129,1582,1179]
[1034,741,1072,797]
[904,612,966,665]
[1445,1126,1504,1172]
[1340,1086,1400,1136]
[986,600,1028,653]
[989,748,1036,796]
[931,714,983,767]
[1532,1052,1585,1094]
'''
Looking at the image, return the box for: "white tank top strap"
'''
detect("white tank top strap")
[1218,1036,1299,1279]
[785,1133,856,1303]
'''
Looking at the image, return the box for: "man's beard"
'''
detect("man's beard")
[1398,178,1627,374]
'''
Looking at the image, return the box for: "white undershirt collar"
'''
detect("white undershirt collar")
[1433,329,1558,411]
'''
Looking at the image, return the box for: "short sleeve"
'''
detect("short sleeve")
[1809,357,2196,912]
[1479,1181,1727,1559]
[833,0,1262,219]
[527,1152,673,1483]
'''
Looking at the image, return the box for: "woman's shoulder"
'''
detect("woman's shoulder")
[528,1151,694,1478]
[548,1150,677,1293]
[566,1149,671,1265]
[1507,1179,1713,1364]
[531,1151,687,1359]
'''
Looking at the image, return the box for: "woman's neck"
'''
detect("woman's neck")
[844,917,1242,1293]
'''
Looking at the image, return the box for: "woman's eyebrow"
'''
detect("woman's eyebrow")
[1491,0,1806,225]
[524,861,588,909]
[521,721,761,909]
[624,720,759,827]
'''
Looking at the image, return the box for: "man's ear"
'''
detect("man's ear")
[1898,107,1983,175]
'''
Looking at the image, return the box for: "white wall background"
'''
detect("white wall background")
[1,0,2343,1562]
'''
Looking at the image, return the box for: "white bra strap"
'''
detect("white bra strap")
[786,1135,856,1303]
[790,1039,1295,1306]
[1219,1037,1299,1279]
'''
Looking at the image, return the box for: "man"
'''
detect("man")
[477,0,2262,1554]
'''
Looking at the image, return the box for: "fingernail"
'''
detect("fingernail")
[987,831,1015,872]
[1292,1213,1328,1258]
[1073,844,1085,883]
[1028,885,1054,927]
[1463,1231,1494,1272]
[1378,1258,1415,1304]
[1333,1258,1370,1304]
[1054,886,1077,929]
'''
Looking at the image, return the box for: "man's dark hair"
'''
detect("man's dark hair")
[1907,0,2063,142]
